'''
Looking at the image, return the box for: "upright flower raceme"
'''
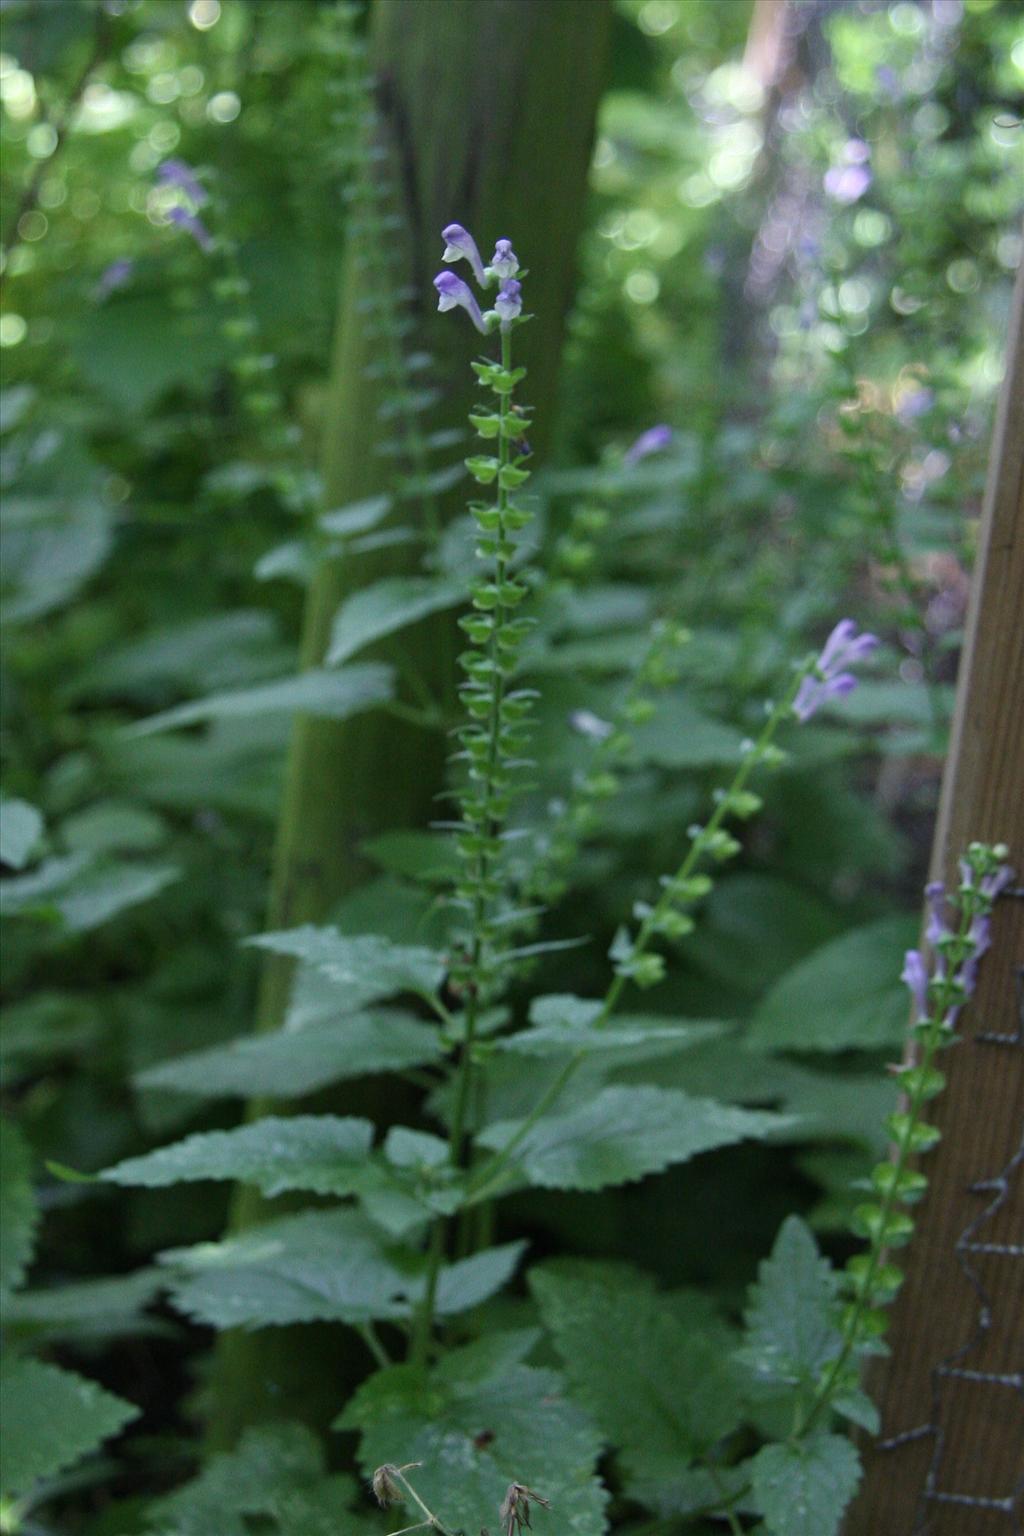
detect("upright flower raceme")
[157,158,209,207]
[903,853,1014,1028]
[156,159,214,251]
[433,223,521,333]
[792,618,878,722]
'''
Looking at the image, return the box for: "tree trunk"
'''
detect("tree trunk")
[844,256,1024,1533]
[203,0,610,1449]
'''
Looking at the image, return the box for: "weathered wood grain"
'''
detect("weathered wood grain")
[845,254,1024,1533]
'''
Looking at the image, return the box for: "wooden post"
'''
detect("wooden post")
[845,258,1024,1531]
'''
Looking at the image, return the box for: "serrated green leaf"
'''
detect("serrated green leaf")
[632,696,742,768]
[0,1357,138,1499]
[339,1335,607,1536]
[626,1461,755,1520]
[136,1010,442,1098]
[361,830,461,884]
[531,1262,745,1488]
[0,799,43,870]
[74,610,281,700]
[1,494,112,624]
[499,995,723,1057]
[750,1434,861,1536]
[53,860,180,932]
[327,576,462,665]
[0,1118,37,1293]
[479,1086,789,1192]
[127,664,393,737]
[748,915,918,1052]
[148,1422,368,1536]
[0,855,179,932]
[161,1208,520,1330]
[249,926,444,1008]
[3,1269,163,1342]
[741,1216,842,1389]
[102,1116,374,1198]
[319,493,393,537]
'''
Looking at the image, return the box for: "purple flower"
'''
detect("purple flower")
[167,204,214,252]
[896,386,935,422]
[979,864,1014,901]
[875,64,900,99]
[901,949,929,1022]
[824,163,872,205]
[494,277,522,331]
[624,424,673,465]
[793,618,878,721]
[490,239,519,279]
[442,222,486,286]
[157,158,208,208]
[93,258,134,300]
[434,270,485,333]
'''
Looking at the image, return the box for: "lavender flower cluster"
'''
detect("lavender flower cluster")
[902,852,1014,1028]
[433,223,522,333]
[793,618,878,722]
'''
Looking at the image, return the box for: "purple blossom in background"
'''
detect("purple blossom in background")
[570,709,614,742]
[490,239,519,279]
[896,386,935,422]
[434,269,485,333]
[876,64,901,100]
[901,949,929,1021]
[624,424,673,465]
[93,258,134,300]
[157,158,208,207]
[824,164,872,204]
[495,277,522,331]
[442,222,486,286]
[824,140,872,205]
[167,204,214,252]
[792,618,878,721]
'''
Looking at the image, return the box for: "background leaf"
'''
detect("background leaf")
[340,1334,608,1536]
[0,1357,138,1500]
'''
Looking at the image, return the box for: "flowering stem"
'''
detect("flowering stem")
[794,883,981,1441]
[448,326,516,1169]
[465,664,813,1204]
[410,1220,445,1369]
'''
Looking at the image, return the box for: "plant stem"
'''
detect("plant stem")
[409,1219,445,1368]
[357,1321,392,1369]
[466,665,812,1203]
[448,327,515,1168]
[391,1468,458,1536]
[412,330,518,1361]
